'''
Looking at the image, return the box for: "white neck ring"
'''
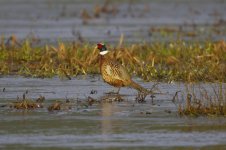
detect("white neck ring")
[100,50,109,55]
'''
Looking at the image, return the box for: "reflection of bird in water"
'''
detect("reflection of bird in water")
[96,43,151,94]
[101,102,114,136]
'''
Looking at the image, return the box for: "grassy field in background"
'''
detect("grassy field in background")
[0,36,225,82]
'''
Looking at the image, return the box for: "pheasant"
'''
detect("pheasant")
[96,43,150,94]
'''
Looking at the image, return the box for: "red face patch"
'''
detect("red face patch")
[97,43,104,50]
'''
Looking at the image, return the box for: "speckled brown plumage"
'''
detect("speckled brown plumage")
[100,55,131,88]
[97,43,149,94]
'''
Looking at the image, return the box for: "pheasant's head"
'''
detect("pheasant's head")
[97,43,109,55]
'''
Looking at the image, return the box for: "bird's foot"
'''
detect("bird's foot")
[135,92,148,103]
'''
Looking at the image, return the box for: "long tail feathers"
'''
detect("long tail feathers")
[130,81,152,94]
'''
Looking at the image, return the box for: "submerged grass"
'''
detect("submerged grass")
[10,95,44,110]
[0,36,225,82]
[176,83,226,117]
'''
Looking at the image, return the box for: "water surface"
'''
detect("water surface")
[0,76,226,150]
[0,0,225,44]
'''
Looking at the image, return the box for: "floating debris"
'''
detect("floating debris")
[0,104,8,108]
[10,99,43,110]
[48,99,73,112]
[164,109,172,114]
[36,96,45,103]
[9,94,44,110]
[87,96,99,106]
[48,101,62,111]
[90,90,97,94]
[140,111,152,115]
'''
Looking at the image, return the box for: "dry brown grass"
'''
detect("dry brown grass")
[10,95,44,110]
[0,35,226,82]
[176,83,226,117]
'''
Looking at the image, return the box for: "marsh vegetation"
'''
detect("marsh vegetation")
[1,37,225,82]
[0,35,226,117]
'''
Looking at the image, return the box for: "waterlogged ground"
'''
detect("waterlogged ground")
[0,76,226,150]
[0,0,225,44]
[0,0,226,149]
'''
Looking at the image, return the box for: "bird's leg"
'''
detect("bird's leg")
[116,87,121,94]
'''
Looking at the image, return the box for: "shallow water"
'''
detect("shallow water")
[0,0,225,44]
[0,76,226,150]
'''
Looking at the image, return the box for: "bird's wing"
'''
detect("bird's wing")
[105,60,131,81]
